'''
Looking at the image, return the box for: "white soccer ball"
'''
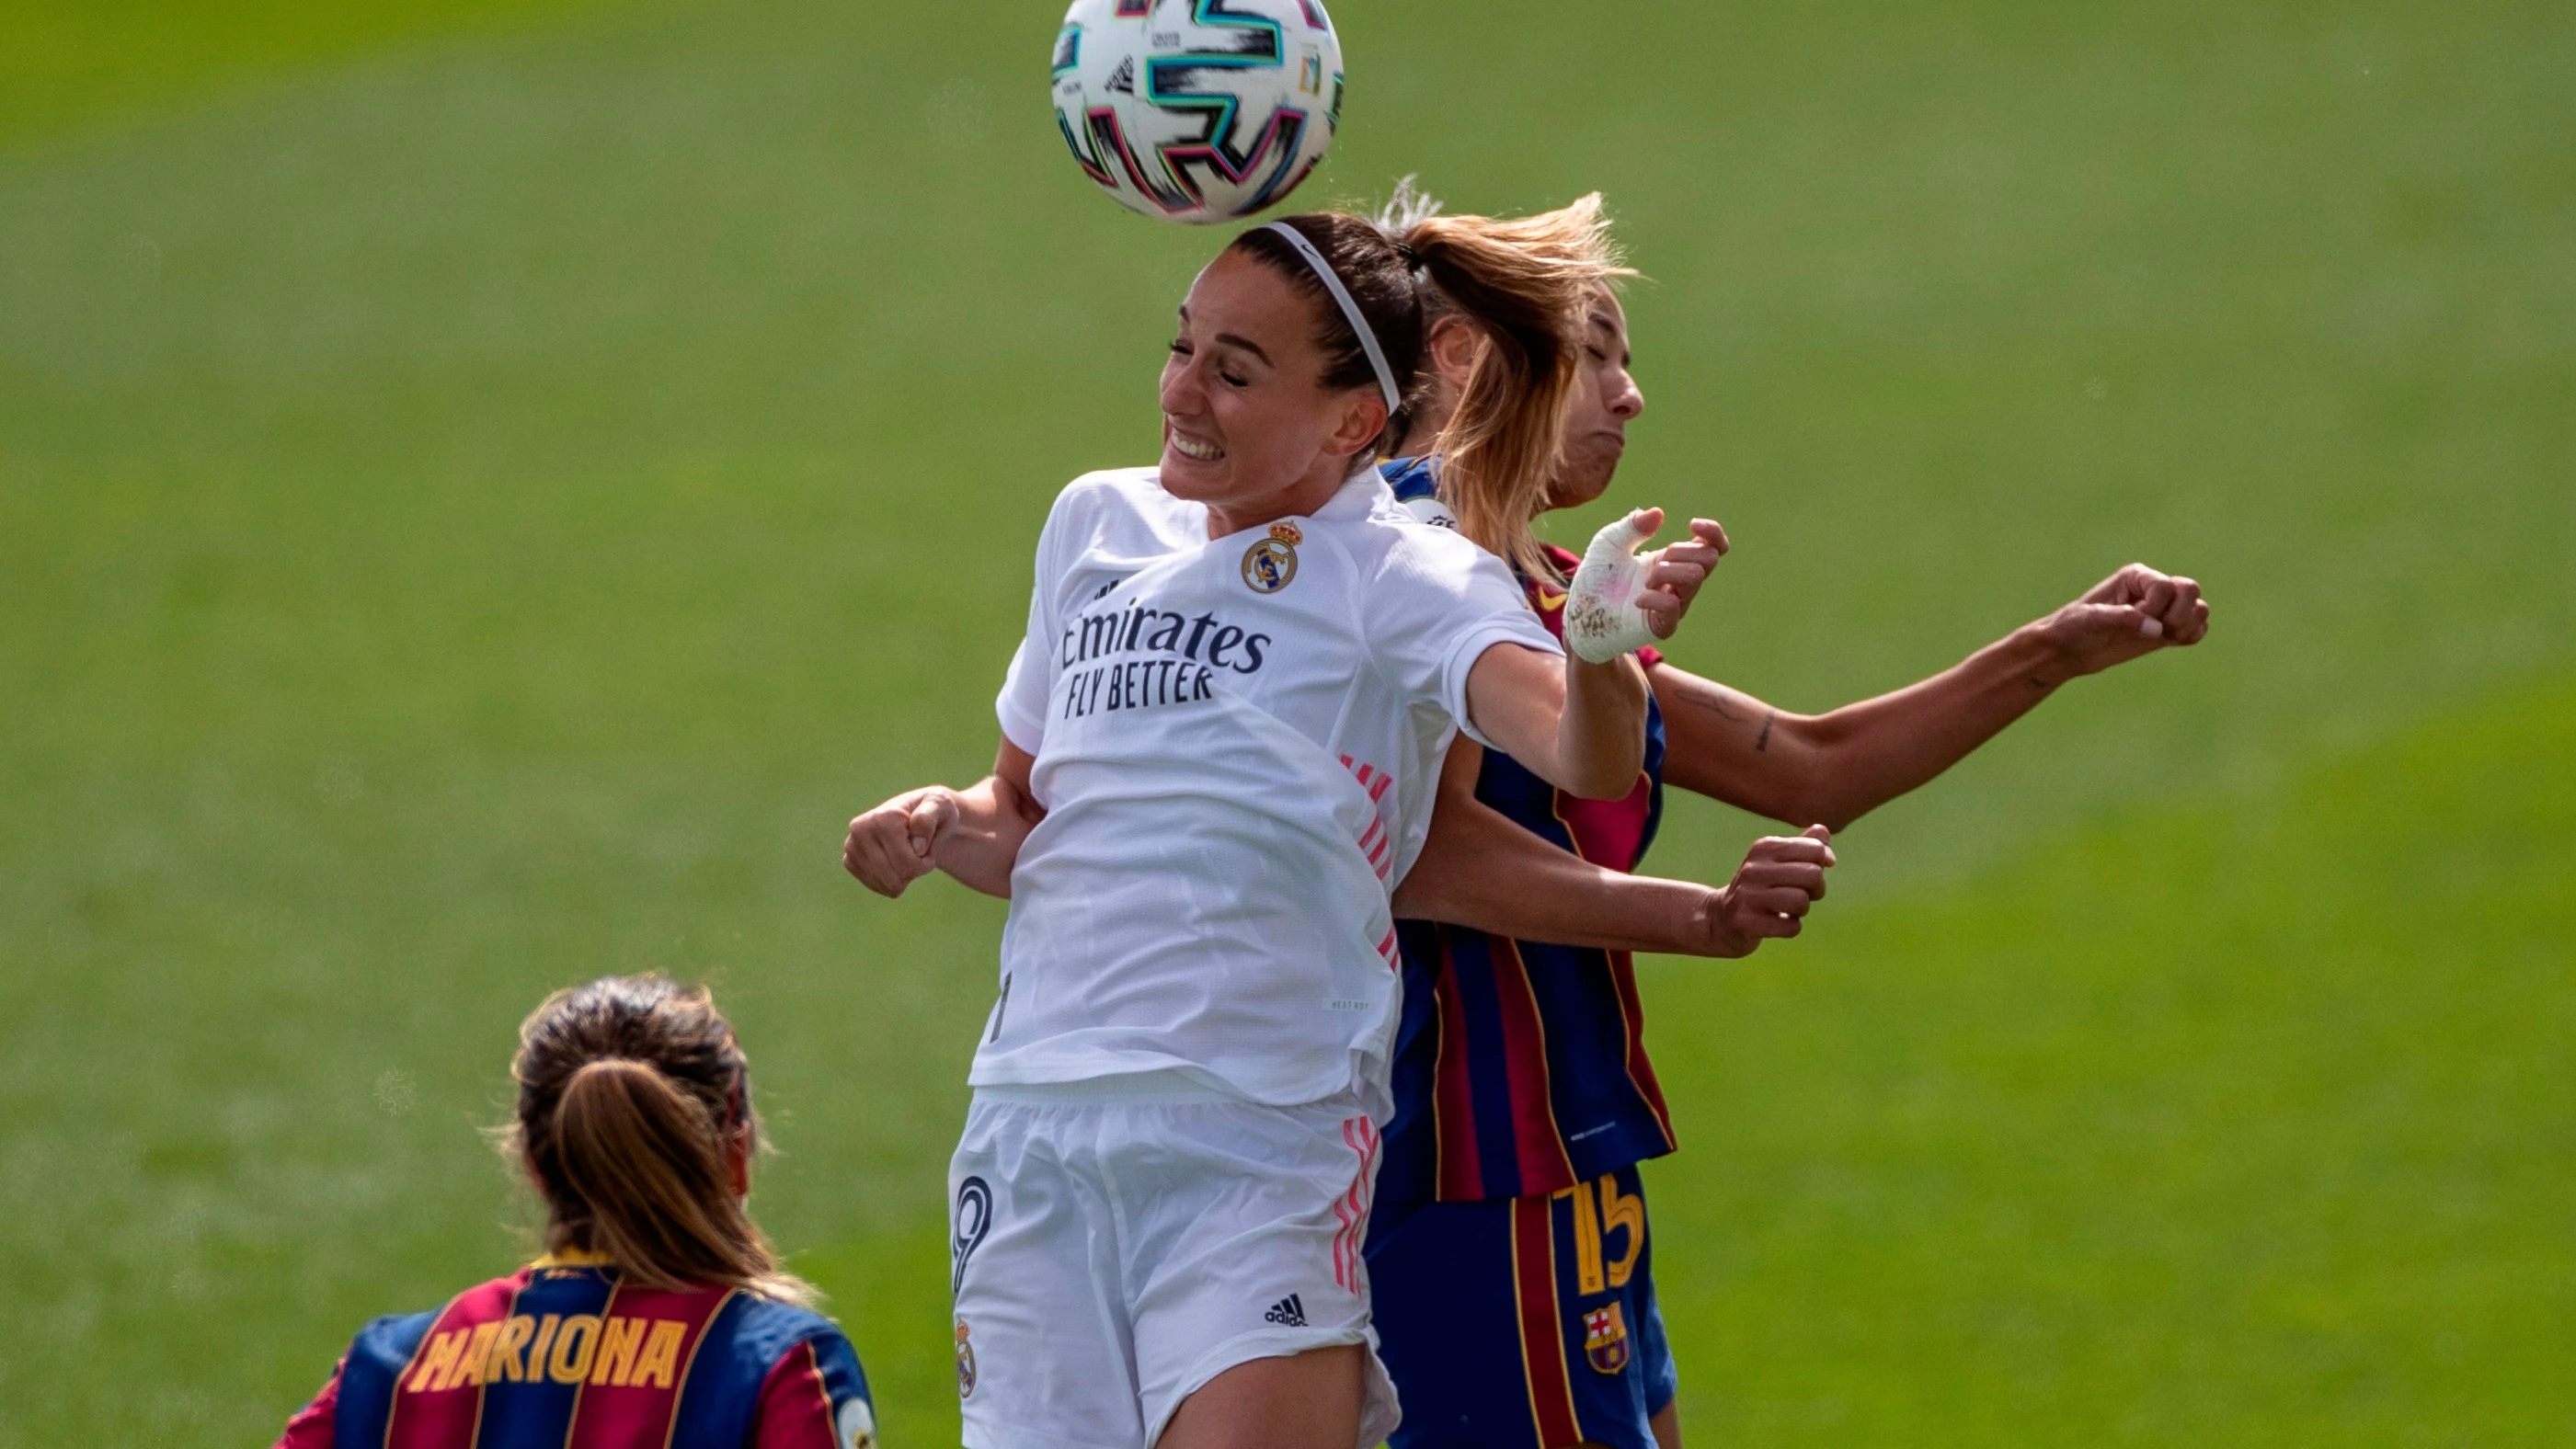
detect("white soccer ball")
[1051,0,1345,223]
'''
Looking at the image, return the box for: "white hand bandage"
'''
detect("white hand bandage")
[1563,510,1668,664]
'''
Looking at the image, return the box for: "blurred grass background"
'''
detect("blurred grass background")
[0,0,2568,1443]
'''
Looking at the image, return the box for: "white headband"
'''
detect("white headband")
[1261,222,1403,416]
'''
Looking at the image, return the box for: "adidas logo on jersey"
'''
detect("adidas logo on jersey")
[1262,1294,1308,1329]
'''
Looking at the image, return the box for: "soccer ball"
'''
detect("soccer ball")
[1051,0,1345,223]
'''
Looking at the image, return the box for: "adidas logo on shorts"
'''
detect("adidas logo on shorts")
[1262,1294,1308,1329]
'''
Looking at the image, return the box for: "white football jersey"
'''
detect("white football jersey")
[977,466,1561,1111]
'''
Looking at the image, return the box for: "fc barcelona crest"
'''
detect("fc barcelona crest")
[1242,521,1301,594]
[1583,1302,1631,1375]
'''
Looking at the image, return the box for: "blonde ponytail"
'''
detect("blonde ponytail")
[1402,195,1630,581]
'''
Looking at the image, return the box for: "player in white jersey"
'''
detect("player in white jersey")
[841,203,1779,1449]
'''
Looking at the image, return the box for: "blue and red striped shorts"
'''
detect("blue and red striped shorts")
[1366,1164,1676,1449]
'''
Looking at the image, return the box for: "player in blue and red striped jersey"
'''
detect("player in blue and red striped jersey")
[270,976,876,1449]
[1369,187,2210,1449]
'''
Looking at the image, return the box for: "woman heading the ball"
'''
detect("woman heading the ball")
[1368,185,2210,1449]
[842,202,1732,1449]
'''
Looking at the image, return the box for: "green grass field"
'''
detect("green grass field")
[2,0,2569,1443]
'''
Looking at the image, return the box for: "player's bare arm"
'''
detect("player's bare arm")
[1393,737,1834,955]
[841,739,1044,900]
[1463,644,1648,802]
[1654,563,2210,830]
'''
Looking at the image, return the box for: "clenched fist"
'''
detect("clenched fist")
[1689,826,1836,956]
[842,787,961,898]
[2031,564,2210,682]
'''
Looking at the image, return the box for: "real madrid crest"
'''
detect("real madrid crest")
[1242,520,1301,594]
[956,1317,979,1398]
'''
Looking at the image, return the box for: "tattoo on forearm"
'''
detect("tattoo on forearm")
[1686,686,1749,724]
[1755,711,1775,752]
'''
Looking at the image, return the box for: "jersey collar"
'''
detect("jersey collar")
[532,1247,616,1269]
[1317,463,1392,521]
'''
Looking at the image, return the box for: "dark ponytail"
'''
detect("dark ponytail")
[1229,212,1428,454]
[508,976,813,1306]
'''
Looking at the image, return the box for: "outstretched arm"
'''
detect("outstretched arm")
[841,739,1045,899]
[1656,564,2209,830]
[1392,738,1835,956]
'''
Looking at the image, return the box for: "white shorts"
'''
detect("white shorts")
[947,1089,1400,1449]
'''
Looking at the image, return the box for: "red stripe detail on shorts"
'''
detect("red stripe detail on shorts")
[1511,1195,1583,1446]
[1330,1118,1382,1292]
